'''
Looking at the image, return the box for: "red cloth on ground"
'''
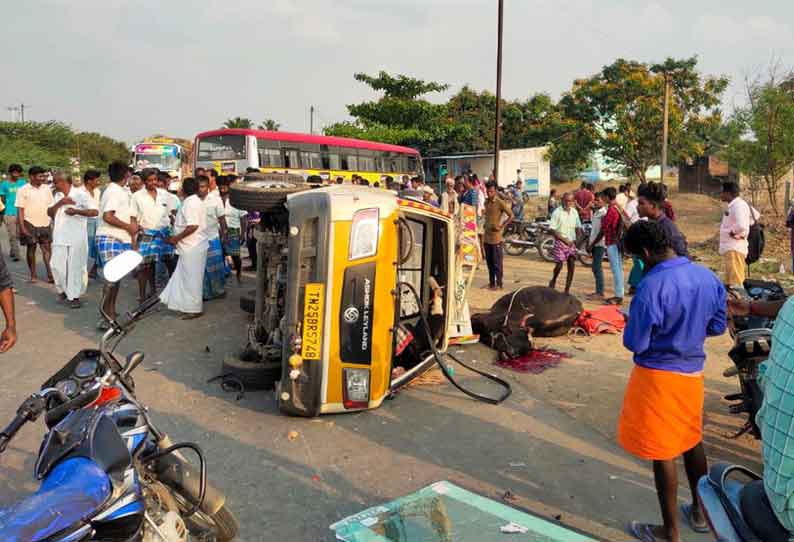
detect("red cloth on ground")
[574,305,627,335]
[495,349,570,374]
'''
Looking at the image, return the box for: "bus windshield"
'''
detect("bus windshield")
[197,135,246,161]
[134,152,180,171]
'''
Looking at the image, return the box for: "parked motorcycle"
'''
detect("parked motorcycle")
[723,279,786,439]
[503,218,549,257]
[696,279,790,541]
[698,464,790,541]
[0,251,238,542]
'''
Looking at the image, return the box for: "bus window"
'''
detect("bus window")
[407,155,419,174]
[299,144,322,169]
[326,146,342,170]
[375,152,386,172]
[359,149,376,172]
[386,152,399,173]
[396,154,408,173]
[257,139,283,167]
[345,153,358,171]
[197,135,246,161]
[283,148,300,169]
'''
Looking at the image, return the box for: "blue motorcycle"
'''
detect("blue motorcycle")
[0,251,238,542]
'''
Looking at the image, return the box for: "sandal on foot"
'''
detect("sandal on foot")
[680,503,709,533]
[628,522,669,542]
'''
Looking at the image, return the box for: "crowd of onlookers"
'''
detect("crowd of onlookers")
[0,162,249,324]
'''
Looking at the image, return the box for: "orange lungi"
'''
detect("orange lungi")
[617,365,704,461]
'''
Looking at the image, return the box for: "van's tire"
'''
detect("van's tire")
[229,174,307,213]
[239,289,256,314]
[221,354,281,390]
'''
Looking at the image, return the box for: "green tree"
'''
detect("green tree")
[557,57,728,182]
[258,119,280,131]
[325,71,453,156]
[223,117,253,129]
[722,67,794,214]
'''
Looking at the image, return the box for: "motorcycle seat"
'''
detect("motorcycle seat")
[740,480,791,542]
[0,457,111,542]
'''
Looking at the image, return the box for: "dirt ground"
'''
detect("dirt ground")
[467,184,769,475]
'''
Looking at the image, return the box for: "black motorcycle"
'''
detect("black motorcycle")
[723,279,785,439]
[503,218,549,257]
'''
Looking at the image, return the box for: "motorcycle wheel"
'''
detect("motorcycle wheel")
[577,249,593,267]
[170,490,240,542]
[503,232,528,256]
[537,236,556,262]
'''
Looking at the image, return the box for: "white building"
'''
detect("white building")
[423,146,551,197]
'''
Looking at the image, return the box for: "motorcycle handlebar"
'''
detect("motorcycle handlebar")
[0,414,27,453]
[44,386,101,428]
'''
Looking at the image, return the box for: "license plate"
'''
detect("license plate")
[301,284,325,360]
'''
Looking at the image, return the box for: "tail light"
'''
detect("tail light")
[343,368,370,409]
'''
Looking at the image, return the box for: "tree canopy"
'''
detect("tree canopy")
[0,121,129,174]
[722,67,794,214]
[223,117,253,129]
[258,119,280,131]
[556,57,728,182]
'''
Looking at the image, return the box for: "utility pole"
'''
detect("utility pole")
[310,106,315,135]
[660,74,670,181]
[493,0,504,184]
[6,103,29,122]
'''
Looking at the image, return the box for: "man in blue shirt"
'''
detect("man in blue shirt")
[618,220,726,542]
[0,164,27,261]
[636,182,689,258]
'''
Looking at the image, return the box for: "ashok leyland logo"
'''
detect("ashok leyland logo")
[343,306,360,324]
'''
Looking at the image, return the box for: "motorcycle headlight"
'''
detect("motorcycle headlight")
[349,208,379,261]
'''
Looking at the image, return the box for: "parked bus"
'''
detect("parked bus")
[193,129,421,183]
[132,138,191,180]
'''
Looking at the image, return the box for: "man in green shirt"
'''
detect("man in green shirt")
[0,164,27,261]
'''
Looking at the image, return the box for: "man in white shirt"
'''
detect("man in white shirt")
[48,173,98,308]
[83,170,102,279]
[96,161,139,328]
[131,168,173,301]
[201,174,228,300]
[719,180,758,288]
[16,166,55,283]
[218,177,246,282]
[160,177,208,319]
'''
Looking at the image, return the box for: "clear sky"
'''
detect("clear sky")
[3,0,792,144]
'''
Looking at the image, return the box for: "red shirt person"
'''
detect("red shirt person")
[574,183,595,222]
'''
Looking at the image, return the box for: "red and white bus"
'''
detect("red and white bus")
[193,129,421,183]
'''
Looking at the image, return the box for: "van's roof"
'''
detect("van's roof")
[287,185,451,222]
[195,129,421,156]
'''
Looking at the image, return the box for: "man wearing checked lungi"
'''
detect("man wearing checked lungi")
[95,161,139,329]
[618,220,727,542]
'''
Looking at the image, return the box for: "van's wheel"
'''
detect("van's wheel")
[239,289,256,314]
[221,354,280,390]
[229,173,308,213]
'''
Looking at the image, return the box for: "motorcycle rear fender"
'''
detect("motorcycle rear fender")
[152,435,226,516]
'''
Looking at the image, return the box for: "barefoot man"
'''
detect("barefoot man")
[619,220,727,542]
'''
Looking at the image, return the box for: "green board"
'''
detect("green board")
[330,481,597,541]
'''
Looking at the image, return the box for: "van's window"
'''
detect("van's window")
[257,139,283,167]
[399,219,425,318]
[197,135,246,161]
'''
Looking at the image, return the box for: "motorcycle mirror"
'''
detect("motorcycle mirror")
[103,250,143,283]
[122,351,145,378]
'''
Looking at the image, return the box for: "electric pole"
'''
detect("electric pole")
[310,106,315,135]
[661,74,670,181]
[6,103,29,122]
[493,0,504,184]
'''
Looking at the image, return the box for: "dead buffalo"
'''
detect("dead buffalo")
[471,287,582,359]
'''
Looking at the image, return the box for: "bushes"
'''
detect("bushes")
[0,121,128,174]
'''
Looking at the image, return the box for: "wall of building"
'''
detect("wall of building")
[496,147,551,197]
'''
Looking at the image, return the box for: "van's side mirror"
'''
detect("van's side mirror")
[122,351,145,378]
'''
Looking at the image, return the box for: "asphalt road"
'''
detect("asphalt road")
[0,248,738,542]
